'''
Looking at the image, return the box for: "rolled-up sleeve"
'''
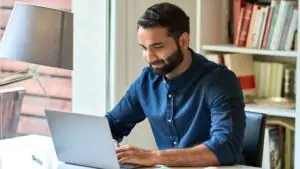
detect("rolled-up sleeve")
[203,68,246,165]
[105,76,146,142]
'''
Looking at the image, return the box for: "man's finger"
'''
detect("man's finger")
[117,151,132,160]
[118,156,135,164]
[116,144,132,153]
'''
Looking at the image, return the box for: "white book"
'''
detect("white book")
[254,62,260,97]
[252,9,263,49]
[284,9,298,51]
[270,1,293,50]
[258,6,269,49]
[270,63,278,97]
[275,63,284,97]
[259,62,267,97]
[265,62,272,97]
[279,4,294,50]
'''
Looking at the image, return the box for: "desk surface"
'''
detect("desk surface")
[0,135,261,169]
[57,163,260,169]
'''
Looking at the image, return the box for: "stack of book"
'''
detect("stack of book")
[253,61,296,100]
[205,53,296,104]
[234,0,298,51]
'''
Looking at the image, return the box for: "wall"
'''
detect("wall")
[72,0,109,115]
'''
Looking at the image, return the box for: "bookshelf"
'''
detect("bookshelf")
[203,44,298,58]
[245,104,296,118]
[196,0,299,168]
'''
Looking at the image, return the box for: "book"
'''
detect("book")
[257,6,269,49]
[267,1,280,49]
[238,3,253,46]
[234,7,245,46]
[261,5,274,49]
[246,4,259,48]
[284,9,298,51]
[279,3,294,50]
[270,1,295,50]
[233,0,246,41]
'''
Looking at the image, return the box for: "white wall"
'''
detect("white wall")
[72,0,109,116]
[110,0,198,149]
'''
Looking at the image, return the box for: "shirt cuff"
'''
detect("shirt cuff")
[203,138,239,165]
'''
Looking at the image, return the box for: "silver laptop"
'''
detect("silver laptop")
[45,109,140,169]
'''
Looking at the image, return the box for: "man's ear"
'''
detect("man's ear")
[179,32,190,50]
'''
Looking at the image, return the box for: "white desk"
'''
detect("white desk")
[0,135,261,169]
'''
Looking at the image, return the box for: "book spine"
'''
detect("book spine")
[270,1,290,50]
[239,3,253,46]
[267,3,280,49]
[246,4,259,48]
[234,7,245,46]
[262,6,274,49]
[284,9,298,51]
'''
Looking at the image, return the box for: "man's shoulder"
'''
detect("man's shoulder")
[193,55,237,87]
[205,64,237,85]
[192,51,222,72]
[192,52,233,80]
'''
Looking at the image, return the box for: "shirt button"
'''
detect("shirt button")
[167,119,172,123]
[168,94,172,98]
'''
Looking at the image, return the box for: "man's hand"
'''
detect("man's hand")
[116,144,160,166]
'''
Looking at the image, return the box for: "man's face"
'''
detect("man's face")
[137,26,184,74]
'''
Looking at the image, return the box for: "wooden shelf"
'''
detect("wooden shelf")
[202,44,298,58]
[245,104,296,118]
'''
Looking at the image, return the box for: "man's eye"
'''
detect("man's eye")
[140,46,147,50]
[153,44,163,48]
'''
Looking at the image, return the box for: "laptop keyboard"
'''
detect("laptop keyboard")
[120,163,141,169]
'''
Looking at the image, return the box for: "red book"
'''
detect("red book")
[233,0,246,40]
[239,3,253,46]
[234,8,245,46]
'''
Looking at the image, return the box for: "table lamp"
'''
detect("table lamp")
[0,2,73,138]
[0,2,73,90]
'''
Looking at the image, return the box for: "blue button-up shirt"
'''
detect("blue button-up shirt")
[106,49,246,165]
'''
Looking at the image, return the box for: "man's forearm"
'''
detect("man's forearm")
[156,144,220,167]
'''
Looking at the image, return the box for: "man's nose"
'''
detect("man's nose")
[144,49,157,63]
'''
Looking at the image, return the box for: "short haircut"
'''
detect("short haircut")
[137,2,190,40]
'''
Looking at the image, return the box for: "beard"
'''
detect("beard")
[150,46,184,75]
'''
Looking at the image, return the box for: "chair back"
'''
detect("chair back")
[0,87,25,139]
[243,111,266,167]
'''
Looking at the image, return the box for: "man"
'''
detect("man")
[106,2,246,167]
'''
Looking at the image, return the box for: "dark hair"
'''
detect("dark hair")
[137,2,190,40]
